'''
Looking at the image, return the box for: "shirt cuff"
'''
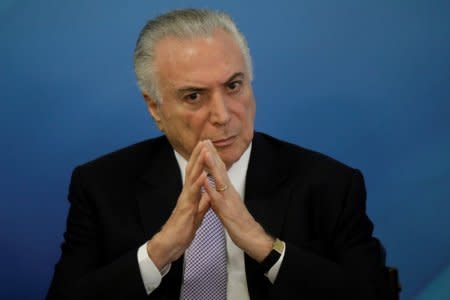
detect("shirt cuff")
[265,241,286,284]
[137,243,171,294]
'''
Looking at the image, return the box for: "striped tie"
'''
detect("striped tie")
[180,175,227,299]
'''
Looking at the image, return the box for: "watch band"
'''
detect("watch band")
[260,238,284,273]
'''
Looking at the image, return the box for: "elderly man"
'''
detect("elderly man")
[47,8,389,300]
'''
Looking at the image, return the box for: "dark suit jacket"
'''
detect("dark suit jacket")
[47,132,389,299]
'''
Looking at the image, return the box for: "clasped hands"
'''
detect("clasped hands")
[146,140,274,271]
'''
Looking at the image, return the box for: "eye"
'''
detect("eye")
[184,92,200,102]
[227,80,242,92]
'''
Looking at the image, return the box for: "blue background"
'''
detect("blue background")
[1,1,449,299]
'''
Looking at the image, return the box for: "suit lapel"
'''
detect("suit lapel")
[136,138,182,236]
[135,137,184,298]
[245,132,291,299]
[246,133,290,241]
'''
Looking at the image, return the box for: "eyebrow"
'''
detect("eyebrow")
[176,86,207,97]
[175,72,245,97]
[225,72,245,84]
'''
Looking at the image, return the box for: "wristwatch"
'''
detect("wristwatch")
[260,238,284,273]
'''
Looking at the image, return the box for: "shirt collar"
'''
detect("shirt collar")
[173,144,252,199]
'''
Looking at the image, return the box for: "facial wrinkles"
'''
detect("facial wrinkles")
[152,31,254,164]
[175,37,236,86]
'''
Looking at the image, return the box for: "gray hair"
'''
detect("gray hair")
[133,8,253,103]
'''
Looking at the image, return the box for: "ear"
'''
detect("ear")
[143,93,164,132]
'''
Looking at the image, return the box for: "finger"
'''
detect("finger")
[185,140,205,180]
[197,191,211,219]
[187,170,207,199]
[201,173,225,219]
[186,146,208,186]
[203,173,223,202]
[203,141,229,192]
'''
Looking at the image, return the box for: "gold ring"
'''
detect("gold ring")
[216,184,228,192]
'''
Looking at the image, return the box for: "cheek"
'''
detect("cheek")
[182,112,207,138]
[239,94,256,123]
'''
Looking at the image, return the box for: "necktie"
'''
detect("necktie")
[180,176,228,300]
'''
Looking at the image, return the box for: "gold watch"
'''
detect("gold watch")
[260,238,284,273]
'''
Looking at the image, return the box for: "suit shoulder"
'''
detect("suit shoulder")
[255,132,357,179]
[74,135,169,180]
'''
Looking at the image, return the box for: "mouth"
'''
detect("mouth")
[212,135,237,148]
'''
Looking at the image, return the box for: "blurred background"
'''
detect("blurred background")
[1,0,449,299]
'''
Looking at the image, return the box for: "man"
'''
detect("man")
[47,9,390,300]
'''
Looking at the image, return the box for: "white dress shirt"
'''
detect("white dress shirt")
[137,143,286,297]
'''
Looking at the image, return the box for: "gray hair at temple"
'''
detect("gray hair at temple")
[133,8,253,104]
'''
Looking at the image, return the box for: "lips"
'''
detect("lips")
[212,135,236,147]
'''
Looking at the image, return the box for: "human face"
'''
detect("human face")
[145,30,256,168]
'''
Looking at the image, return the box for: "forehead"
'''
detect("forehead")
[153,30,247,88]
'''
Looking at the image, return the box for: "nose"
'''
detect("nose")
[209,91,231,126]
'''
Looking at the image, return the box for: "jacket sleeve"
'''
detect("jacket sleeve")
[270,169,390,300]
[46,166,149,300]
